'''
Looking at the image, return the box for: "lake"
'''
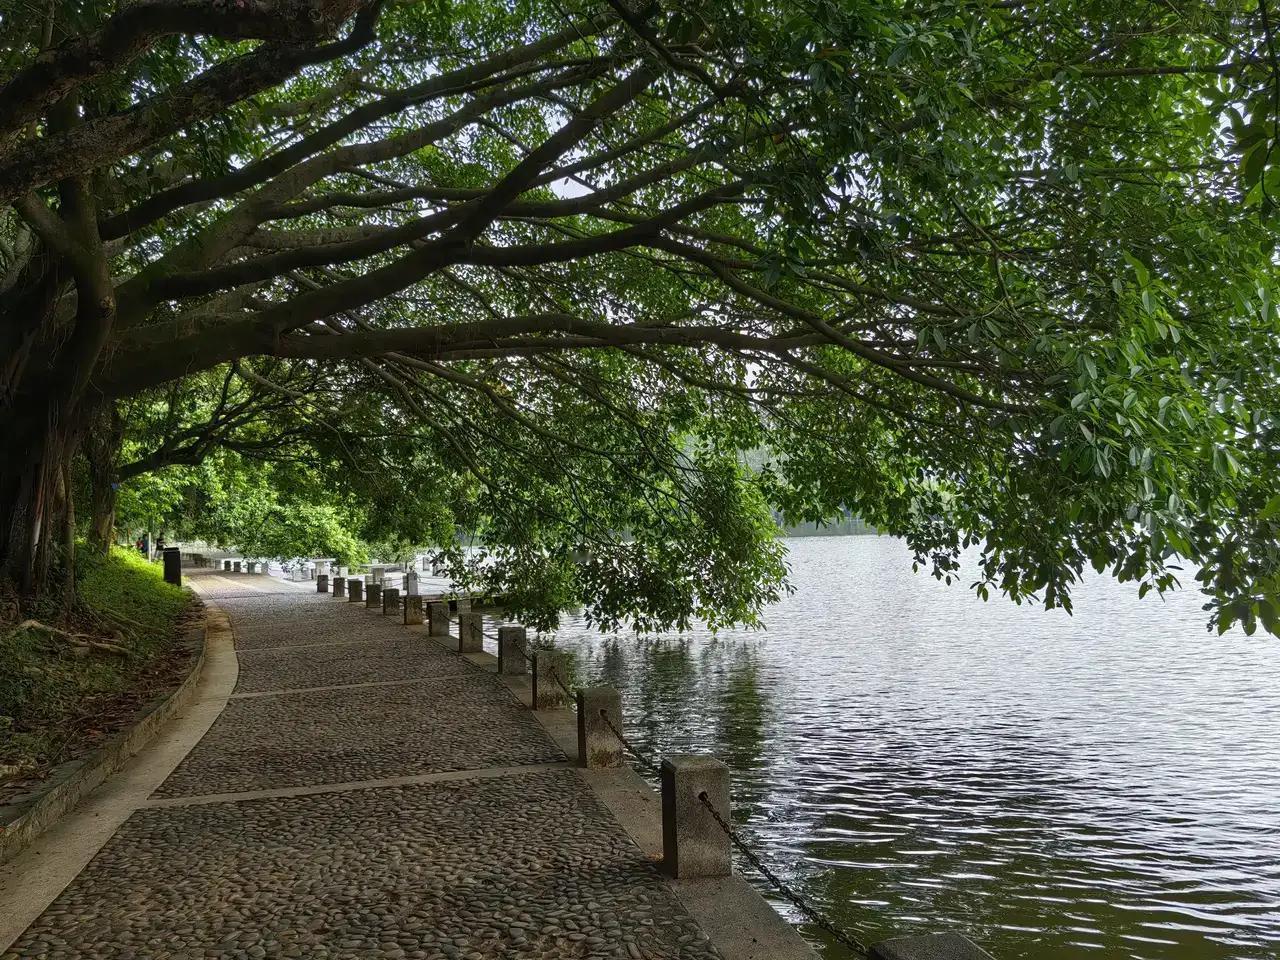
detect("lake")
[545,535,1280,959]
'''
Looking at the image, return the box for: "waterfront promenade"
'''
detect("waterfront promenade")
[0,570,810,960]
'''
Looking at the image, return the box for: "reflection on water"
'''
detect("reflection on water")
[547,536,1280,960]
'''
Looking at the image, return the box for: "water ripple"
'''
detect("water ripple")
[551,536,1280,960]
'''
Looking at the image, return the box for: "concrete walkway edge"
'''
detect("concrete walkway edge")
[0,599,239,953]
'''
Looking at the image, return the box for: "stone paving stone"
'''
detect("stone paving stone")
[233,637,475,694]
[155,676,565,797]
[222,596,407,651]
[6,771,723,960]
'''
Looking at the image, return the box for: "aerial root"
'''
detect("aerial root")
[14,619,132,657]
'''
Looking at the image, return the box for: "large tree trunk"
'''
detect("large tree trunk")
[0,396,83,596]
[85,405,124,555]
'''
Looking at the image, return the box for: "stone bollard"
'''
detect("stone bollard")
[348,578,364,602]
[233,560,242,573]
[317,574,329,593]
[454,597,472,616]
[497,626,528,675]
[576,687,624,769]
[405,570,420,595]
[428,601,451,639]
[333,576,346,598]
[223,560,232,571]
[457,612,483,653]
[382,586,400,615]
[403,594,424,625]
[869,934,995,960]
[531,649,573,710]
[660,755,731,879]
[366,583,382,609]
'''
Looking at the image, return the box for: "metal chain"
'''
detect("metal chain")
[598,709,661,776]
[481,627,578,698]
[697,792,869,957]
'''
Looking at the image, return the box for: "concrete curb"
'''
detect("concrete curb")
[0,608,208,866]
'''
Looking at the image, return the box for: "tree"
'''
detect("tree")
[1,0,1278,632]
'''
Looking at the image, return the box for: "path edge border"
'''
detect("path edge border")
[0,604,210,866]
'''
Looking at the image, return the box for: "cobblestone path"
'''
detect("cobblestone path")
[5,572,724,960]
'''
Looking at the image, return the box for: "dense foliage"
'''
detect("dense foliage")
[1,0,1278,632]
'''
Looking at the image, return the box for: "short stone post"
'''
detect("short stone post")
[348,578,364,602]
[382,586,400,614]
[366,582,382,609]
[403,594,424,625]
[162,547,182,587]
[660,755,731,879]
[497,626,528,675]
[532,649,573,710]
[232,560,242,573]
[869,934,995,960]
[576,687,623,769]
[405,569,420,594]
[223,560,231,571]
[454,597,472,616]
[333,576,346,598]
[428,601,451,638]
[457,612,483,653]
[317,574,329,593]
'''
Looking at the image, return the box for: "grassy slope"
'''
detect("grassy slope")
[0,547,195,779]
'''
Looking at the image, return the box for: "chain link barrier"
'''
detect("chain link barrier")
[477,619,872,957]
[481,627,579,701]
[696,791,870,957]
[598,709,662,776]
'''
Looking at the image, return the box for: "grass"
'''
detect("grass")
[0,547,196,785]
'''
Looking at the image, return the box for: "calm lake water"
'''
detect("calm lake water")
[544,535,1280,960]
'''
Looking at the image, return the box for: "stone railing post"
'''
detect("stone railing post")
[333,576,346,598]
[428,601,451,638]
[576,687,623,769]
[317,574,329,593]
[457,612,483,653]
[366,582,382,609]
[381,586,399,615]
[403,594,424,625]
[497,626,527,675]
[348,578,364,603]
[660,755,731,879]
[532,649,572,710]
[869,934,995,960]
[454,597,472,616]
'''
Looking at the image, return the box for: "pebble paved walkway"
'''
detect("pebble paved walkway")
[4,572,725,960]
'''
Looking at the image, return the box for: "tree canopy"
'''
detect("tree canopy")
[2,0,1278,633]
